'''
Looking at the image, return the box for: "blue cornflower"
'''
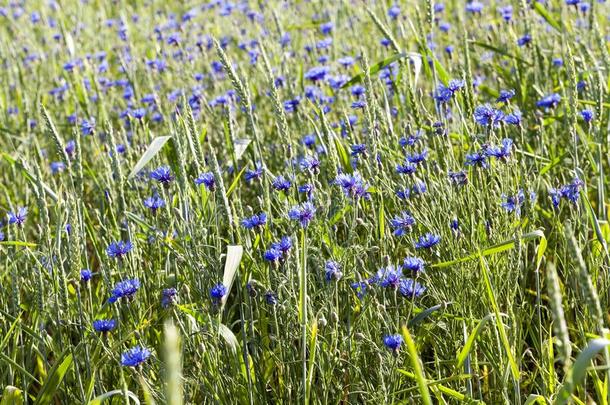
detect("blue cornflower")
[406,149,428,165]
[81,118,96,135]
[497,89,515,103]
[299,156,320,173]
[351,144,367,156]
[161,288,178,308]
[284,98,300,112]
[210,283,227,303]
[108,278,140,303]
[7,207,28,226]
[390,212,416,236]
[245,162,263,182]
[434,79,464,104]
[376,266,402,289]
[388,4,401,19]
[474,104,504,127]
[121,346,151,367]
[50,161,65,174]
[499,5,513,21]
[241,213,267,230]
[304,66,330,82]
[80,269,93,282]
[504,110,522,126]
[288,202,316,228]
[400,130,424,147]
[320,22,334,35]
[265,291,278,305]
[580,109,594,123]
[195,172,216,191]
[351,85,366,97]
[415,233,441,250]
[351,100,366,109]
[448,170,468,186]
[402,257,425,274]
[272,175,292,191]
[338,56,355,67]
[271,236,292,254]
[486,138,513,160]
[334,172,371,200]
[106,240,133,259]
[399,278,426,298]
[383,334,404,352]
[536,93,561,109]
[65,140,76,156]
[517,34,531,47]
[264,248,283,263]
[325,260,343,281]
[93,319,116,333]
[465,151,489,169]
[350,281,368,300]
[144,195,165,213]
[501,189,525,214]
[465,1,484,13]
[302,134,316,148]
[150,166,173,185]
[554,177,584,205]
[396,161,418,175]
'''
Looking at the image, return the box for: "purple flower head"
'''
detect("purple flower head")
[325,260,343,281]
[108,278,140,303]
[161,288,178,308]
[474,104,504,127]
[334,172,371,200]
[288,202,316,228]
[390,212,416,236]
[241,213,267,230]
[415,233,441,250]
[121,346,151,367]
[465,151,489,169]
[536,93,561,109]
[106,240,133,259]
[210,283,227,303]
[144,195,165,213]
[7,207,27,226]
[486,138,513,160]
[383,334,404,352]
[93,319,116,333]
[150,166,174,185]
[402,257,425,274]
[195,172,216,191]
[399,278,426,298]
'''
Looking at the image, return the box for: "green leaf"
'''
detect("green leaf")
[34,353,73,405]
[401,325,433,405]
[556,339,610,405]
[470,41,532,66]
[0,241,37,248]
[233,138,251,160]
[226,166,247,198]
[89,389,140,405]
[409,302,452,328]
[218,324,239,355]
[582,191,609,259]
[221,245,243,311]
[342,53,409,88]
[1,386,23,405]
[128,136,172,179]
[456,313,498,370]
[533,2,562,32]
[432,230,545,269]
[478,254,520,381]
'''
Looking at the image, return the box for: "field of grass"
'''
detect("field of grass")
[1,0,610,403]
